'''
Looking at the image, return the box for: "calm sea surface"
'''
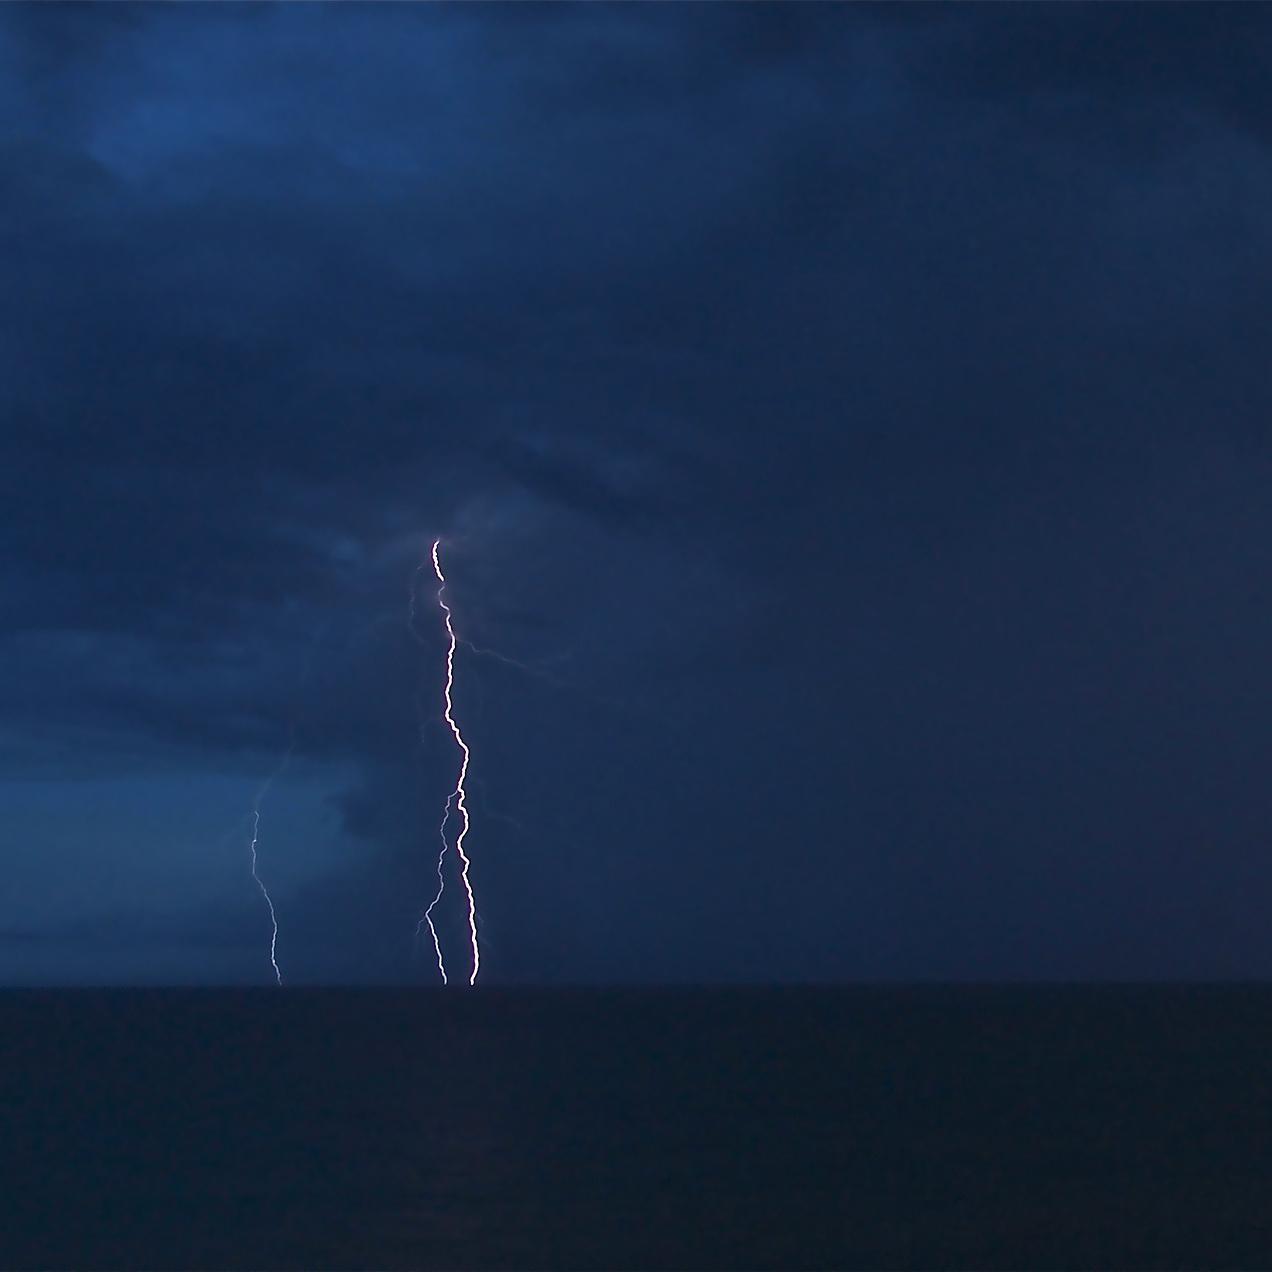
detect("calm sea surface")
[2,987,1271,1269]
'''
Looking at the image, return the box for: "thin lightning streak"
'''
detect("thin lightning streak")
[245,739,296,987]
[239,623,327,987]
[417,794,453,984]
[248,807,282,986]
[462,635,644,723]
[411,557,450,984]
[432,538,481,985]
[458,638,581,695]
[457,638,536,674]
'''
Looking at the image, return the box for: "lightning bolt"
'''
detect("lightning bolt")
[457,638,536,674]
[418,795,452,985]
[418,539,481,986]
[248,804,283,986]
[244,734,301,988]
[237,622,328,988]
[410,557,450,983]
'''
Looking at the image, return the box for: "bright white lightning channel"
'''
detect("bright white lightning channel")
[419,539,481,987]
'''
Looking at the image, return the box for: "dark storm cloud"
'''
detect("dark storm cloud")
[5,4,1272,981]
[2,2,865,753]
[922,4,1272,139]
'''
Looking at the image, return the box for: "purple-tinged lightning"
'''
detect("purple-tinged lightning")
[248,806,283,986]
[418,795,453,984]
[422,538,481,986]
[409,556,450,982]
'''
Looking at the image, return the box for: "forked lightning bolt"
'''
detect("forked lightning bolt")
[419,539,481,986]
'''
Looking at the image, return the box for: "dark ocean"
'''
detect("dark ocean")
[3,987,1271,1270]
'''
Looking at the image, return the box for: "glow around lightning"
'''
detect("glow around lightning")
[422,538,481,986]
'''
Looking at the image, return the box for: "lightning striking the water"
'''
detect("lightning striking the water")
[248,805,283,986]
[239,624,328,987]
[419,796,452,984]
[418,539,481,986]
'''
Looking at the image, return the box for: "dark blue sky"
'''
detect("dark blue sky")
[5,4,1272,984]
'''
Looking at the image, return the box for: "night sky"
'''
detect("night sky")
[5,4,1272,985]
